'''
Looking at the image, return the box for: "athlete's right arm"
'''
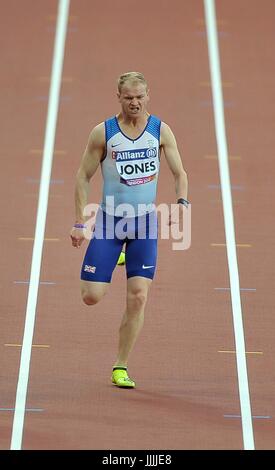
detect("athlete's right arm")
[70,123,105,248]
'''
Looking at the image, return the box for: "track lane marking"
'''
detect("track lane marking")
[30,148,67,155]
[47,14,77,22]
[1,408,44,412]
[224,415,270,420]
[14,281,56,285]
[209,199,245,204]
[218,350,263,355]
[204,155,240,160]
[38,76,73,83]
[18,237,60,241]
[214,287,256,291]
[211,243,252,248]
[24,193,64,198]
[207,184,244,190]
[196,18,228,26]
[5,344,50,349]
[26,178,64,184]
[10,0,70,450]
[204,0,255,450]
[200,81,233,88]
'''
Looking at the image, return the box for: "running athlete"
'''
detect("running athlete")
[70,72,189,388]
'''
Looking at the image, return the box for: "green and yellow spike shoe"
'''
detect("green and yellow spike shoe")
[117,251,126,266]
[111,367,136,388]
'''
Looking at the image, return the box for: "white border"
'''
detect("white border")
[203,0,255,450]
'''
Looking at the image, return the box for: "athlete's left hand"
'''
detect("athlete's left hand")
[167,203,185,226]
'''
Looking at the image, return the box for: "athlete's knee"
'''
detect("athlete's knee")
[127,289,148,312]
[81,284,106,306]
[82,291,102,306]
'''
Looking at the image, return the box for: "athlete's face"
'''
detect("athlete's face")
[117,82,149,118]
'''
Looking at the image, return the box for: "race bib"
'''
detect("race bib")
[114,147,159,186]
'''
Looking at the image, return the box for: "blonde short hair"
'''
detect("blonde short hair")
[117,72,148,93]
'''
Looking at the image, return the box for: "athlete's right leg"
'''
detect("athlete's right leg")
[81,280,109,306]
[80,211,124,306]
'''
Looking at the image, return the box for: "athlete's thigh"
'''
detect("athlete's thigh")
[81,235,124,283]
[125,236,158,280]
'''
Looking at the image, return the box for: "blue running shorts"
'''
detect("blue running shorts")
[81,208,158,283]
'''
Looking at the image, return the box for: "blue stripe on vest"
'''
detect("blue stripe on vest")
[105,117,120,142]
[146,115,161,140]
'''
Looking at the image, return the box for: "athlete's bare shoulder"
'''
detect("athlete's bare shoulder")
[160,121,176,146]
[88,121,105,145]
[85,122,106,154]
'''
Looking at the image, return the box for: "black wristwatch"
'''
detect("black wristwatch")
[177,198,190,208]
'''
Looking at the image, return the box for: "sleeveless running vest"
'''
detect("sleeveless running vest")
[101,114,161,216]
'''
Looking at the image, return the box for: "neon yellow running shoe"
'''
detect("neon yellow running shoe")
[117,251,126,266]
[111,367,136,388]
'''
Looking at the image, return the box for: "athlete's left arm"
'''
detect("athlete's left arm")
[160,122,188,200]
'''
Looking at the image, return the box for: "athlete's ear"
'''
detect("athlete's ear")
[117,92,121,102]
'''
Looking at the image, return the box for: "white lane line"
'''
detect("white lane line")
[14,281,57,285]
[214,287,256,292]
[203,0,255,450]
[10,0,70,451]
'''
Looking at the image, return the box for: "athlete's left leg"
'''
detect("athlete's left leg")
[112,212,158,387]
[114,276,152,368]
[113,228,158,369]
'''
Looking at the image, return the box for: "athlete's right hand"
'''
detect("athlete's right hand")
[70,226,86,249]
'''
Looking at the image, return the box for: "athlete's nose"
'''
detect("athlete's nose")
[130,97,139,106]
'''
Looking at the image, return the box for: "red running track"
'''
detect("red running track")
[0,0,274,450]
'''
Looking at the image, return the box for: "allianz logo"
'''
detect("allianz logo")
[114,147,157,161]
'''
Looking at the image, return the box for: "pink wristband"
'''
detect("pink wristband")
[73,223,87,229]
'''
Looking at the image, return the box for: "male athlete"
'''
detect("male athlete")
[70,72,189,388]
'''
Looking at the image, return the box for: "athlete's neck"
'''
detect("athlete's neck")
[117,111,150,128]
